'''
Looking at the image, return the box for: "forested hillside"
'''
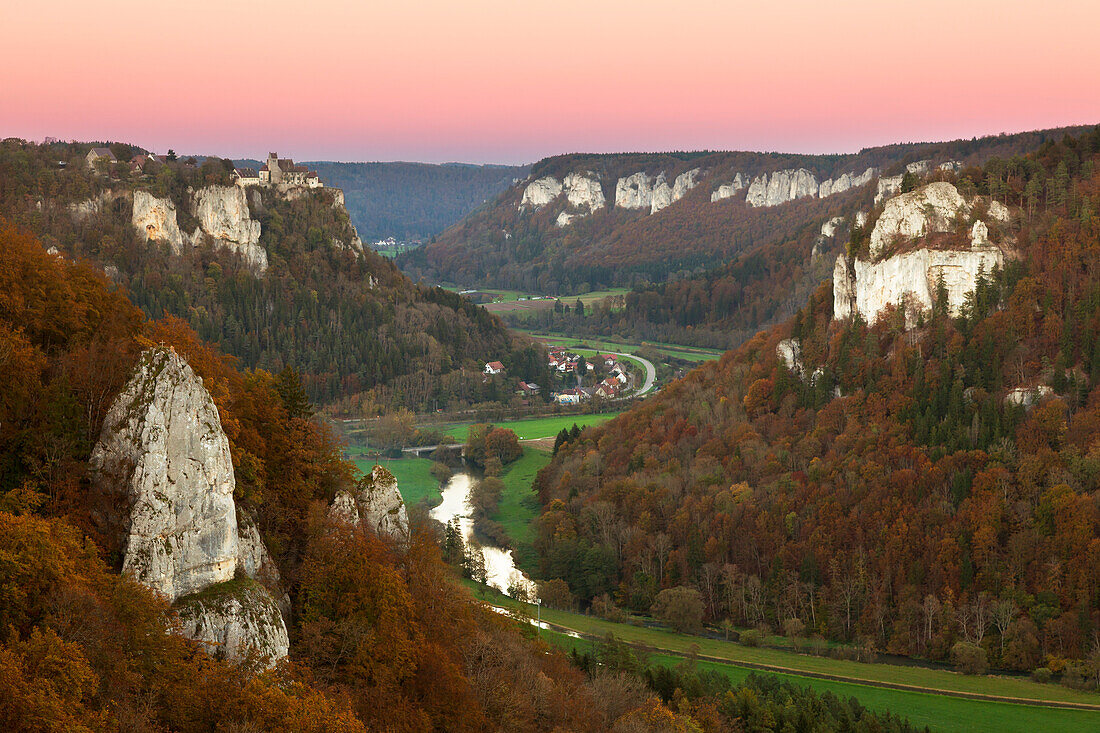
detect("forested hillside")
[0,219,923,732]
[0,139,544,409]
[533,129,1100,676]
[400,127,1088,297]
[304,160,528,241]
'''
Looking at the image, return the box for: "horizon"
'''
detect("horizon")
[4,1,1099,165]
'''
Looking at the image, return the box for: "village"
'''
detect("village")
[484,346,634,404]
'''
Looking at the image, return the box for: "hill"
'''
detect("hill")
[303,160,529,242]
[399,126,1091,299]
[531,128,1100,677]
[0,139,546,409]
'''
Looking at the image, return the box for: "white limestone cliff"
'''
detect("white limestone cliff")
[615,172,654,209]
[746,169,819,207]
[132,191,187,254]
[192,186,267,273]
[868,181,970,258]
[650,173,673,214]
[1005,385,1053,408]
[833,247,1003,325]
[175,580,290,668]
[833,183,1005,327]
[563,172,605,212]
[875,175,904,205]
[91,346,289,665]
[818,167,875,198]
[521,176,562,209]
[821,216,846,238]
[91,347,239,602]
[711,173,745,202]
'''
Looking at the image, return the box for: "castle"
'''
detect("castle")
[233,153,321,189]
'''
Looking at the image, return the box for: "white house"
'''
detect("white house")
[484,361,505,375]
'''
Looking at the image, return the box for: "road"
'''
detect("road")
[606,351,656,396]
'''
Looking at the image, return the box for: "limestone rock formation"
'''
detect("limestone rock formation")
[521,176,562,209]
[818,167,875,198]
[1005,385,1053,408]
[711,173,744,202]
[821,216,846,238]
[91,346,290,666]
[746,169,818,207]
[833,247,1003,325]
[615,172,654,209]
[563,172,605,212]
[875,175,904,205]
[834,182,1007,328]
[649,173,673,214]
[776,339,803,375]
[868,182,970,258]
[91,347,238,602]
[649,168,701,213]
[192,186,267,273]
[175,580,290,668]
[71,189,128,221]
[132,191,186,254]
[329,464,409,539]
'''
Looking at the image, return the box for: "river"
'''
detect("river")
[430,472,539,600]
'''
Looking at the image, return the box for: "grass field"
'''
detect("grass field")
[354,455,443,509]
[491,448,551,571]
[538,630,1098,733]
[430,412,620,442]
[519,329,724,364]
[471,584,1100,710]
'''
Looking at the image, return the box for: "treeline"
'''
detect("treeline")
[532,129,1100,677]
[0,138,543,410]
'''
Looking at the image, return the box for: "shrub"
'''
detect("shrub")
[1030,667,1053,683]
[738,629,763,647]
[650,586,704,634]
[951,642,989,675]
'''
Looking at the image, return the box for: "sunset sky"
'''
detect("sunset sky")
[3,0,1098,164]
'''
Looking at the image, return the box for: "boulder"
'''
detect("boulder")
[192,186,267,273]
[132,191,186,254]
[91,347,238,603]
[520,176,562,209]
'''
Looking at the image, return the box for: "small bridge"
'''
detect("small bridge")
[401,443,464,458]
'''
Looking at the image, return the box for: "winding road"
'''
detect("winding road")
[606,351,656,396]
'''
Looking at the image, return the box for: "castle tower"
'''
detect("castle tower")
[266,153,282,185]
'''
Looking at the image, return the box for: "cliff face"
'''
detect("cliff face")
[175,580,290,665]
[91,346,289,666]
[614,172,654,210]
[833,182,1006,326]
[521,176,563,209]
[132,190,187,254]
[192,186,267,273]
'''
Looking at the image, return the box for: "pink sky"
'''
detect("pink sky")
[2,1,1098,164]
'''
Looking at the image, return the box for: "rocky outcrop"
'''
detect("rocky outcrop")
[521,176,562,209]
[818,167,875,199]
[91,346,288,665]
[649,173,673,214]
[132,191,186,254]
[746,169,818,207]
[1005,385,1052,408]
[192,186,267,273]
[329,464,409,540]
[71,189,128,221]
[868,182,969,258]
[615,172,654,209]
[834,182,1006,327]
[776,339,803,375]
[175,580,289,668]
[875,175,904,206]
[821,216,846,238]
[711,173,744,202]
[833,246,1003,325]
[92,348,238,602]
[563,172,604,212]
